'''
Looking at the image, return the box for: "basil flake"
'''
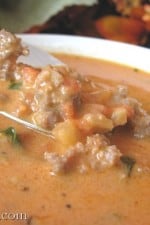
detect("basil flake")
[1,127,21,146]
[9,82,22,90]
[120,155,136,177]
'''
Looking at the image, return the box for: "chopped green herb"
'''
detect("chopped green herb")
[72,94,82,111]
[133,68,139,72]
[9,82,22,90]
[1,127,21,145]
[21,186,30,192]
[66,204,72,209]
[62,192,67,197]
[112,213,122,220]
[120,155,136,177]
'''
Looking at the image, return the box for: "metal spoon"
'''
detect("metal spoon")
[2,43,65,137]
[18,43,64,67]
[0,111,55,138]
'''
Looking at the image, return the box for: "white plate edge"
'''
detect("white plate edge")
[18,34,150,73]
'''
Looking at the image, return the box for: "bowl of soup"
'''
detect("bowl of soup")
[0,30,149,225]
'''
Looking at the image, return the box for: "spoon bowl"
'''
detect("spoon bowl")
[3,43,65,138]
[18,43,64,67]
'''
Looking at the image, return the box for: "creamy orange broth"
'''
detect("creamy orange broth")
[0,54,150,225]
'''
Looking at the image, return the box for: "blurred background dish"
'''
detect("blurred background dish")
[0,0,150,46]
[0,0,97,33]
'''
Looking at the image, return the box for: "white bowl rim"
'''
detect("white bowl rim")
[18,34,150,73]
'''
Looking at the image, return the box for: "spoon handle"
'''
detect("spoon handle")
[0,111,54,138]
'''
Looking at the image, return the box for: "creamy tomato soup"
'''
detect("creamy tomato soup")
[0,30,149,225]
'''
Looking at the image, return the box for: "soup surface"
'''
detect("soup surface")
[0,36,150,224]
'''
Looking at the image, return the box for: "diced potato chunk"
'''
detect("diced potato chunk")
[81,113,113,133]
[111,107,127,126]
[52,120,81,148]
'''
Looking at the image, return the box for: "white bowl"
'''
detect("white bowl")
[18,34,150,72]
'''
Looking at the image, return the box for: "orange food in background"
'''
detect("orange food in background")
[25,3,150,46]
[130,6,145,20]
[95,15,146,45]
[131,6,150,32]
